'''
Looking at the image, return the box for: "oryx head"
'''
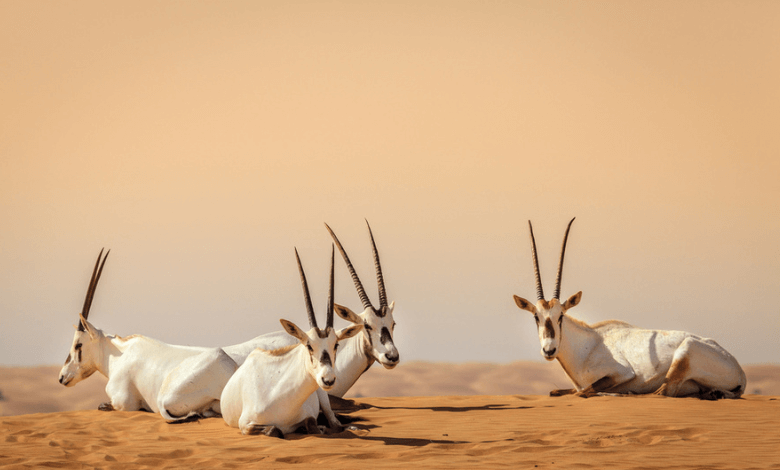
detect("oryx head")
[325,220,399,369]
[281,246,363,390]
[59,249,110,386]
[513,219,582,361]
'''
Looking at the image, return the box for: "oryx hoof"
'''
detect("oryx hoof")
[264,426,284,439]
[244,424,285,438]
[328,423,344,434]
[653,384,669,396]
[700,390,726,401]
[98,402,115,411]
[549,388,576,397]
[303,417,322,435]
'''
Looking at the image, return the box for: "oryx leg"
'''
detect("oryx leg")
[576,376,624,398]
[316,388,343,432]
[573,363,636,398]
[158,348,238,421]
[293,416,322,435]
[654,337,746,399]
[104,377,147,412]
[244,424,285,438]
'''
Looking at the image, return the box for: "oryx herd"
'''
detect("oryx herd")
[59,219,746,438]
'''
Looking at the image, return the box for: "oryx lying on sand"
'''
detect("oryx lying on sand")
[242,220,399,415]
[58,249,239,420]
[513,218,746,399]
[220,247,363,437]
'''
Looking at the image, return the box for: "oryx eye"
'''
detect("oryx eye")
[364,324,373,331]
[534,315,539,323]
[306,344,313,353]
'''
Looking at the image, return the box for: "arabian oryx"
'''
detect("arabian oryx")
[58,249,239,420]
[220,247,363,437]
[239,220,399,406]
[513,218,746,399]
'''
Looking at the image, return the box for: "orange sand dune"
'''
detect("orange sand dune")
[1,394,778,469]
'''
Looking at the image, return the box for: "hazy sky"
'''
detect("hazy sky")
[2,1,778,368]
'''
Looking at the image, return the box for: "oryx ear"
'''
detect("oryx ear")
[513,295,537,314]
[334,304,362,324]
[563,291,582,311]
[280,319,307,342]
[79,314,99,339]
[337,324,364,341]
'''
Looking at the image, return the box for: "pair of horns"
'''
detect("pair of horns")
[528,218,575,301]
[325,220,388,313]
[295,245,335,330]
[79,248,110,330]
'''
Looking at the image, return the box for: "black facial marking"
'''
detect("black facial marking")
[364,322,374,346]
[544,319,555,339]
[320,351,332,367]
[375,307,387,318]
[380,327,392,346]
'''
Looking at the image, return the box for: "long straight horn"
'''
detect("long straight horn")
[528,221,545,301]
[365,219,387,308]
[79,248,110,331]
[325,223,373,311]
[553,217,576,300]
[326,244,334,329]
[295,248,318,329]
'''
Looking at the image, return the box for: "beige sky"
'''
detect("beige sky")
[1,1,778,367]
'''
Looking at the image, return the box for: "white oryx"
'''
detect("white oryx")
[243,220,400,401]
[58,249,239,421]
[220,247,363,437]
[513,218,746,399]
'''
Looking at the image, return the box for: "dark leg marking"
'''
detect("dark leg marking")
[245,424,284,438]
[304,416,321,434]
[264,426,284,438]
[98,402,115,411]
[700,389,726,401]
[166,411,202,424]
[576,376,619,398]
[657,356,691,397]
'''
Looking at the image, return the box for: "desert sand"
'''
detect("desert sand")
[1,394,778,469]
[1,363,779,468]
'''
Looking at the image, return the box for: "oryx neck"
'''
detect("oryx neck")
[324,328,374,398]
[97,335,126,378]
[555,315,600,375]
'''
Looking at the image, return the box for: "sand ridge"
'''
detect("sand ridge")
[2,394,779,469]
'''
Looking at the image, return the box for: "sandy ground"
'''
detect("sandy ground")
[1,394,778,469]
[1,362,778,416]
